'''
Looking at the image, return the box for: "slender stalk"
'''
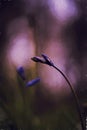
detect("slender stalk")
[31,54,85,130]
[52,64,85,130]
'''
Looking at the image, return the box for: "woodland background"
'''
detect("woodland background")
[0,0,87,129]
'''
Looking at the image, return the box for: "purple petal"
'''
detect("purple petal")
[26,78,40,87]
[31,57,45,63]
[41,54,48,60]
[17,66,26,80]
[41,54,54,66]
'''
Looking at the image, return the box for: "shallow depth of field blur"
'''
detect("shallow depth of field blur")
[0,0,87,129]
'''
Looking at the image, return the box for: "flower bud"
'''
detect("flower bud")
[17,66,26,80]
[26,78,40,87]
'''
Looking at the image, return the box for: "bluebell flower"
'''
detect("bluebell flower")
[26,78,40,87]
[41,54,54,66]
[31,54,54,66]
[31,56,45,63]
[17,66,26,80]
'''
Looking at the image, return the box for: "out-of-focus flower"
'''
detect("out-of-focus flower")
[17,66,40,87]
[26,78,40,87]
[17,66,26,80]
[31,54,54,66]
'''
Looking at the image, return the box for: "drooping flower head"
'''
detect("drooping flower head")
[31,54,54,66]
[31,56,45,63]
[41,54,54,66]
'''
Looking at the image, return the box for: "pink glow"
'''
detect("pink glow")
[6,17,35,67]
[48,0,78,23]
[8,35,35,66]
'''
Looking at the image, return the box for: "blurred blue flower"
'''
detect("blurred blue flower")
[17,66,26,80]
[26,78,40,87]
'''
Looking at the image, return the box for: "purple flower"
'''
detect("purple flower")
[31,54,54,66]
[41,54,54,66]
[17,66,26,80]
[31,56,45,63]
[26,78,40,87]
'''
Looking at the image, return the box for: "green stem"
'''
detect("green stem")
[52,64,85,130]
